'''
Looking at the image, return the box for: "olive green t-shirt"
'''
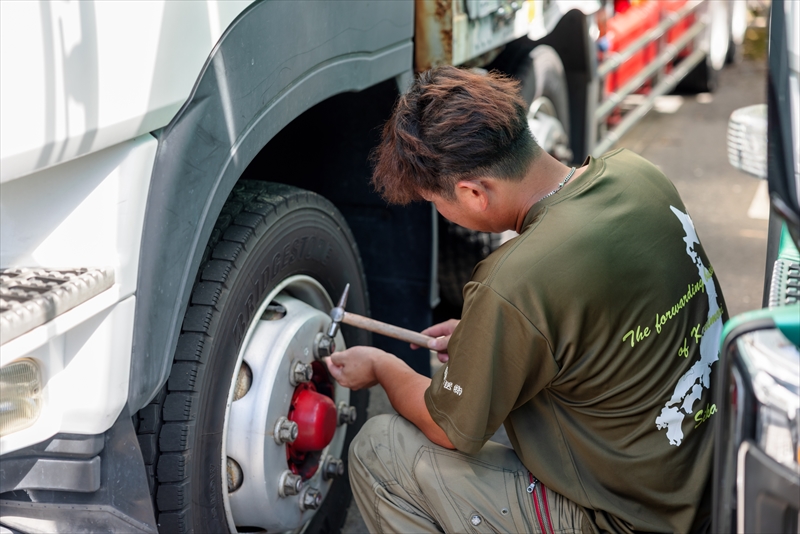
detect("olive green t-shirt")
[425,149,727,534]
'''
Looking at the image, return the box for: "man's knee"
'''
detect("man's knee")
[348,413,403,499]
[349,413,433,487]
[349,414,394,474]
[350,413,432,458]
[354,412,395,442]
[350,413,393,460]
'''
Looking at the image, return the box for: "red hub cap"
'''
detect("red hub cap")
[286,362,338,479]
[289,386,337,452]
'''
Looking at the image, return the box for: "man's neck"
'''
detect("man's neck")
[509,154,586,232]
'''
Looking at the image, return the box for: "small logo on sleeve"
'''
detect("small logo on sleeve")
[442,367,463,396]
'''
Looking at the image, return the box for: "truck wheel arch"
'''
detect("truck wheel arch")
[490,9,596,164]
[130,0,413,412]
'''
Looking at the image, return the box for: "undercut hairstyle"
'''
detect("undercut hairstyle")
[371,66,542,204]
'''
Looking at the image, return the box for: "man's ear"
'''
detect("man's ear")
[454,180,489,212]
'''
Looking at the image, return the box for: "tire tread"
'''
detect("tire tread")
[135,181,365,533]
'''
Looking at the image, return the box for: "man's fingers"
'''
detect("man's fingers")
[427,335,449,351]
[420,324,448,337]
[324,357,342,380]
[416,320,460,350]
[421,319,460,338]
[328,351,347,364]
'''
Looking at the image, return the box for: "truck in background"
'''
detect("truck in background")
[0,1,742,532]
[713,0,800,531]
[436,0,748,313]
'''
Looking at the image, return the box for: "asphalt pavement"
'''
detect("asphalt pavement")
[616,58,769,317]
[341,56,769,533]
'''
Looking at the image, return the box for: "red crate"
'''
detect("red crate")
[605,0,661,94]
[663,0,693,44]
[663,0,695,63]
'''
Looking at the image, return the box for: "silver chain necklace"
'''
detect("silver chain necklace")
[539,167,576,201]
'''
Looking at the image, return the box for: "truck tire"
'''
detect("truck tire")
[438,45,572,313]
[677,0,730,93]
[437,217,493,312]
[135,181,369,533]
[725,0,748,65]
[677,57,718,94]
[514,45,572,163]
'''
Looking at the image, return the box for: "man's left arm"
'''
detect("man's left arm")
[325,347,455,449]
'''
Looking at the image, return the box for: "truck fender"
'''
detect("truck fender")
[129,0,413,411]
[532,9,598,163]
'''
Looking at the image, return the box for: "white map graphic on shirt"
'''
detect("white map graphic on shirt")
[654,207,723,446]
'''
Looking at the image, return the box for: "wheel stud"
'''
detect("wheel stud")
[290,360,313,386]
[300,487,322,511]
[274,416,299,444]
[226,457,243,492]
[337,402,357,426]
[322,456,345,480]
[279,470,303,497]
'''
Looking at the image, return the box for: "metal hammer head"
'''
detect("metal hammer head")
[326,283,349,338]
[316,284,349,358]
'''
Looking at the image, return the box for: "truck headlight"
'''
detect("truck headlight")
[727,104,767,179]
[742,329,800,468]
[0,359,43,437]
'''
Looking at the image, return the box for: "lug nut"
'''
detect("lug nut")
[279,470,303,497]
[300,487,322,511]
[338,402,357,426]
[290,360,314,385]
[274,416,299,444]
[323,456,345,480]
[314,334,336,359]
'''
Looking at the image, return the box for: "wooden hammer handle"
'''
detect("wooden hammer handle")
[341,312,434,347]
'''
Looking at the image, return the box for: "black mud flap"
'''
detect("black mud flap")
[0,406,157,533]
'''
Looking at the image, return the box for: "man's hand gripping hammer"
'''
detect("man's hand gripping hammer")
[316,283,435,357]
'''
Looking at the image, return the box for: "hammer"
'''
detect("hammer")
[322,284,434,353]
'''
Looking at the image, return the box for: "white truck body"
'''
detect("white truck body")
[1,0,253,456]
[0,0,251,183]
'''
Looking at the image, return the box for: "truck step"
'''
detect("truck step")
[0,267,114,345]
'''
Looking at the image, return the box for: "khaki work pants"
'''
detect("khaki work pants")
[349,414,588,534]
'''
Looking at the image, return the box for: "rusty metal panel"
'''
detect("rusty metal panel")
[415,0,533,72]
[415,0,454,71]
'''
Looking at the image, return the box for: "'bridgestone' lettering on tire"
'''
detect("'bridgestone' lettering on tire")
[135,181,370,533]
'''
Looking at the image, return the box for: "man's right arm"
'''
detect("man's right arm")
[374,355,455,449]
[325,346,455,449]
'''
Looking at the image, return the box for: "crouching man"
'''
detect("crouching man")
[325,66,726,533]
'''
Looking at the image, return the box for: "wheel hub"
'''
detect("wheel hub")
[527,96,573,163]
[222,276,353,533]
[289,384,338,453]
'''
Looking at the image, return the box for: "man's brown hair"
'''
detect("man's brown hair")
[371,66,541,204]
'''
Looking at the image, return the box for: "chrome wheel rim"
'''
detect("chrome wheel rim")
[221,275,349,533]
[707,0,731,71]
[527,96,573,163]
